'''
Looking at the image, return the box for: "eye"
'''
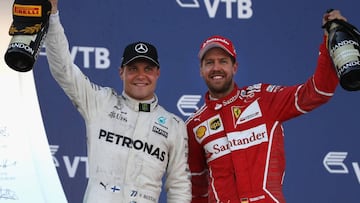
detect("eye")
[220,59,229,64]
[204,60,214,67]
[128,66,138,72]
[144,65,157,73]
[144,66,156,73]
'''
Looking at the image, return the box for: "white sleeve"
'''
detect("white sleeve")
[44,12,111,121]
[165,115,192,203]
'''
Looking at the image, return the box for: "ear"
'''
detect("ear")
[199,63,204,78]
[233,61,238,74]
[119,67,124,80]
[156,67,161,78]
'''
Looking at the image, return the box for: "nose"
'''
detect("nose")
[212,61,223,70]
[135,68,148,79]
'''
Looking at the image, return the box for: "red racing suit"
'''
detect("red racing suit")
[186,37,338,203]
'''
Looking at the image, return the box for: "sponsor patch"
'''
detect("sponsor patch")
[241,198,249,203]
[235,100,262,126]
[227,124,268,151]
[209,117,221,130]
[195,125,207,139]
[203,124,268,162]
[232,106,241,127]
[98,129,166,161]
[266,85,283,93]
[152,126,168,138]
[204,137,231,162]
[193,115,224,142]
[13,4,42,17]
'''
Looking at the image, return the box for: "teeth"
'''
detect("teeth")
[212,76,223,79]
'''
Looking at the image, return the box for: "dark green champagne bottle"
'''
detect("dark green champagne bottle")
[323,11,360,91]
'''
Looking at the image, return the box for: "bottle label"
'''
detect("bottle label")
[330,39,360,76]
[8,34,37,55]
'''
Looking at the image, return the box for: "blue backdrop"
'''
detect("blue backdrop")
[32,0,359,202]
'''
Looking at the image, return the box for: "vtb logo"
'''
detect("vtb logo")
[50,145,89,178]
[323,151,360,184]
[40,45,110,69]
[177,95,202,117]
[176,0,253,19]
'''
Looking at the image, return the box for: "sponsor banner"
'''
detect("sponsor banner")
[0,71,67,203]
[0,1,67,202]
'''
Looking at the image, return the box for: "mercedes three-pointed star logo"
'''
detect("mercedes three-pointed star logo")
[135,43,148,54]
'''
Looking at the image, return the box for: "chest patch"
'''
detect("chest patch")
[194,114,224,142]
[233,100,262,127]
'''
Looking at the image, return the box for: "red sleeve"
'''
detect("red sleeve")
[312,35,339,93]
[187,122,209,203]
[261,36,339,122]
[294,35,339,113]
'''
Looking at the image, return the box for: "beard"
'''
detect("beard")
[206,78,233,97]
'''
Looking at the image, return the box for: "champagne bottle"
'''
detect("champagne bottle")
[4,23,49,72]
[4,0,51,72]
[323,12,360,91]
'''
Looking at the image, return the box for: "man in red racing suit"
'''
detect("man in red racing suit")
[186,10,346,203]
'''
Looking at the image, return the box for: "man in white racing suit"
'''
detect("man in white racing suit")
[44,1,191,202]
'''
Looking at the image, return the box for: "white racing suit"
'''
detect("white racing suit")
[45,12,191,203]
